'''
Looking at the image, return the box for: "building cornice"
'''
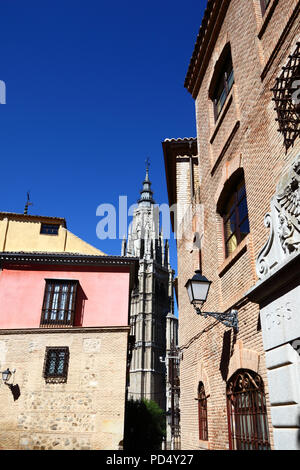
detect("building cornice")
[0,251,138,266]
[162,138,197,232]
[0,251,139,290]
[0,211,67,228]
[184,0,231,98]
[0,326,131,335]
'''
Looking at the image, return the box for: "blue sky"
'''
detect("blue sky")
[0,1,206,282]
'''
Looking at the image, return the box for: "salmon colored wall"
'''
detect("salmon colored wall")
[0,265,131,329]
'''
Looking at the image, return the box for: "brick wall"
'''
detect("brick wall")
[174,0,300,450]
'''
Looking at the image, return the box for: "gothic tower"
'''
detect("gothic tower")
[122,164,175,410]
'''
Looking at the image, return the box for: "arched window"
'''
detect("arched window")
[260,0,270,16]
[220,175,250,257]
[226,370,271,450]
[209,43,234,121]
[197,382,208,441]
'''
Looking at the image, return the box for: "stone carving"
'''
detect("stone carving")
[256,154,300,279]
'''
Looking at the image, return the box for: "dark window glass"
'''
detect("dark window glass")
[40,223,60,235]
[198,382,208,441]
[260,0,271,16]
[213,54,234,120]
[43,347,69,383]
[41,280,78,327]
[222,179,250,257]
[227,370,271,450]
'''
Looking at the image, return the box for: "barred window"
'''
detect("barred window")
[43,347,69,383]
[227,370,271,450]
[40,280,78,327]
[197,382,208,441]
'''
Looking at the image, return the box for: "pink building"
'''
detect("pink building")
[0,251,138,450]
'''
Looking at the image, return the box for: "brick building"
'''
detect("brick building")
[0,213,138,450]
[163,0,300,450]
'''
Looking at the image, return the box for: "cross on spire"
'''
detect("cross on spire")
[145,157,150,171]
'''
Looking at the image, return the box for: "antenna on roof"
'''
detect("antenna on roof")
[24,191,33,215]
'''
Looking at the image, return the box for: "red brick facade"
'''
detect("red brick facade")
[164,0,300,450]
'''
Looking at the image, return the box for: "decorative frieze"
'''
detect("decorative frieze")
[256,154,300,279]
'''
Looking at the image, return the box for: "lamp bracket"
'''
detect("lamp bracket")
[194,307,238,332]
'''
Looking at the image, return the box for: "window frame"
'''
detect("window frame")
[226,369,271,450]
[260,0,271,16]
[197,382,209,441]
[212,55,234,121]
[43,346,70,383]
[40,279,78,327]
[222,180,250,258]
[40,223,60,235]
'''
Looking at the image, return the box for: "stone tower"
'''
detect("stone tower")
[122,164,176,410]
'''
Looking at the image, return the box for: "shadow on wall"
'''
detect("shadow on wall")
[298,415,300,446]
[74,284,88,326]
[219,330,232,381]
[6,383,21,401]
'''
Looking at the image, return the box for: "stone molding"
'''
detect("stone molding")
[228,340,260,380]
[195,360,211,397]
[0,326,131,335]
[256,153,300,280]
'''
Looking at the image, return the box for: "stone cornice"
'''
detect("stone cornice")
[0,251,138,267]
[0,326,131,335]
[184,0,231,98]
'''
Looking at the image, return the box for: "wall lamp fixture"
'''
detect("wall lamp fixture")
[185,270,238,332]
[1,368,16,388]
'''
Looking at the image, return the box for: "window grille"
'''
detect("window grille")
[40,280,78,327]
[226,370,271,450]
[271,42,300,150]
[43,347,69,383]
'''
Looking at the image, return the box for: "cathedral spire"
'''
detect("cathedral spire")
[138,158,155,207]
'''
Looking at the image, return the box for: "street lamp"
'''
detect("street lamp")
[2,368,12,383]
[185,270,238,332]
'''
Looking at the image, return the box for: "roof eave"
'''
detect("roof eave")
[184,0,231,98]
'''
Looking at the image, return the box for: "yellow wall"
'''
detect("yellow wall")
[0,214,106,256]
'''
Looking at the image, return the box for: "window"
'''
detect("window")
[222,179,250,257]
[227,370,271,450]
[40,280,78,327]
[260,0,271,16]
[212,51,234,120]
[197,382,208,441]
[43,347,69,383]
[40,223,60,235]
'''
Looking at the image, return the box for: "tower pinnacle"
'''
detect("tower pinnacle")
[138,159,155,206]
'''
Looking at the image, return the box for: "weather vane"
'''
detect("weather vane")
[24,191,33,215]
[145,157,150,170]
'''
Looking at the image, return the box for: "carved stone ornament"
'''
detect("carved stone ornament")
[256,154,300,279]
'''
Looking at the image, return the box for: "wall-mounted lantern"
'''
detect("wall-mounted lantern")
[185,270,238,332]
[1,368,16,387]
